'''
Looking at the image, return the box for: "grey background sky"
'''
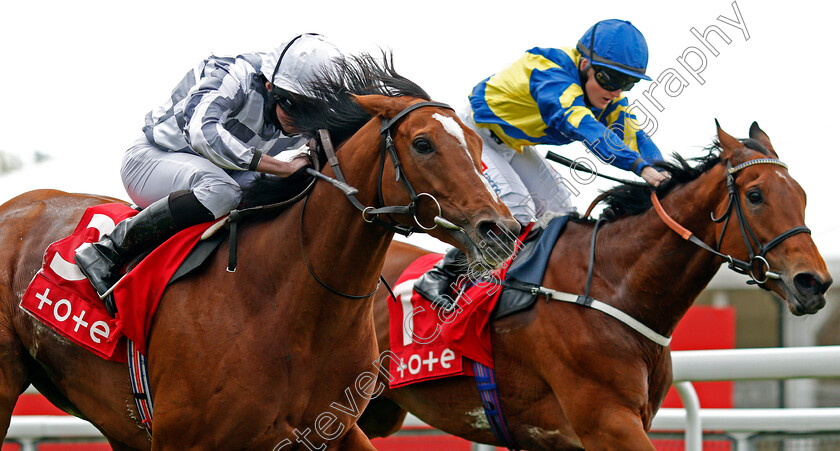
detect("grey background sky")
[2,0,838,256]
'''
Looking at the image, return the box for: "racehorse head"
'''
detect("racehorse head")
[714,122,832,314]
[353,94,519,270]
[277,52,519,270]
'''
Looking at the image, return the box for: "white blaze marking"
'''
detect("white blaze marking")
[478,168,500,201]
[775,169,792,184]
[433,113,468,150]
[432,113,501,201]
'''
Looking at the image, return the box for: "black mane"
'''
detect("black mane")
[586,139,772,221]
[282,51,430,144]
[241,52,430,209]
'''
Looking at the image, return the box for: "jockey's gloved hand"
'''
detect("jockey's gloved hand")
[641,166,669,187]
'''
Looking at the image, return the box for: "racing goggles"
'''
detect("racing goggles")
[593,66,640,92]
[273,92,295,111]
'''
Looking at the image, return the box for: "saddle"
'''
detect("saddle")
[491,215,569,320]
[170,165,317,282]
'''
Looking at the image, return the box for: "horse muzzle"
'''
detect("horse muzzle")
[780,271,832,315]
[449,216,520,273]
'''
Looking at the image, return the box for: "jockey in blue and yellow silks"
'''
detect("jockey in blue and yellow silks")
[415,19,669,309]
[470,46,662,175]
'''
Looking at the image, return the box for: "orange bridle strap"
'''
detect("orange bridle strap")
[650,191,693,240]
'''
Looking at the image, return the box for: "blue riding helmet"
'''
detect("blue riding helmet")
[576,19,652,81]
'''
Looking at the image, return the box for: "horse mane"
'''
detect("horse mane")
[241,51,430,209]
[284,51,431,143]
[575,138,772,222]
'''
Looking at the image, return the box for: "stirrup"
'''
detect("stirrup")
[431,284,466,313]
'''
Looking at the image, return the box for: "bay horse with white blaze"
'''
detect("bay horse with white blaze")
[358,123,832,449]
[0,55,517,449]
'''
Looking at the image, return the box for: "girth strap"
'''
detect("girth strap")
[472,360,520,450]
[127,340,153,437]
[498,279,672,346]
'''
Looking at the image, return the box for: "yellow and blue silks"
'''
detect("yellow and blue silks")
[469,47,661,175]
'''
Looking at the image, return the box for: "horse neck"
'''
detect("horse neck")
[295,121,395,300]
[594,164,729,337]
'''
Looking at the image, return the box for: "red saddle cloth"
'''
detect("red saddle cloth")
[387,225,531,388]
[20,204,214,361]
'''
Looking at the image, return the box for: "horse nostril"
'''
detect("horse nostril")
[477,220,519,249]
[794,273,830,296]
[478,220,502,240]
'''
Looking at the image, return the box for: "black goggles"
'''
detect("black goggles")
[272,89,295,112]
[593,66,640,92]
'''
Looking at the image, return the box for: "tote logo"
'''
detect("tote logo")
[396,347,459,379]
[30,286,111,344]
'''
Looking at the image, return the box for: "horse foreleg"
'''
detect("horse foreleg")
[573,407,656,450]
[356,396,408,438]
[0,325,29,440]
[328,424,376,451]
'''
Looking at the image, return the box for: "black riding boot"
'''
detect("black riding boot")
[413,247,467,310]
[74,190,214,316]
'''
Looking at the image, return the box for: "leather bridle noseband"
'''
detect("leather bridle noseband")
[652,157,811,284]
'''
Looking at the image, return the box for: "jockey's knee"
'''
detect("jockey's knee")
[194,182,242,219]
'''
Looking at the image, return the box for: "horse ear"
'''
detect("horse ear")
[352,94,402,119]
[748,121,778,157]
[715,119,743,158]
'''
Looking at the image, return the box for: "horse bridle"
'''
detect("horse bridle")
[317,101,462,236]
[502,154,809,348]
[301,100,465,299]
[652,157,811,284]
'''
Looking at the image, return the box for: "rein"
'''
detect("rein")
[222,101,466,298]
[498,156,809,347]
[298,194,381,299]
[651,157,810,284]
[225,101,465,299]
[549,146,809,283]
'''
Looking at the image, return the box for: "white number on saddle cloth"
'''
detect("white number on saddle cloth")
[48,213,116,282]
[393,279,460,382]
[20,210,124,360]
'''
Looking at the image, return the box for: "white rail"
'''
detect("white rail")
[670,346,840,381]
[7,346,840,451]
[652,407,840,431]
[651,345,840,451]
[6,416,102,451]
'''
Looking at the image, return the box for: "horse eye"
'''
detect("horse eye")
[746,189,763,204]
[413,138,434,154]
